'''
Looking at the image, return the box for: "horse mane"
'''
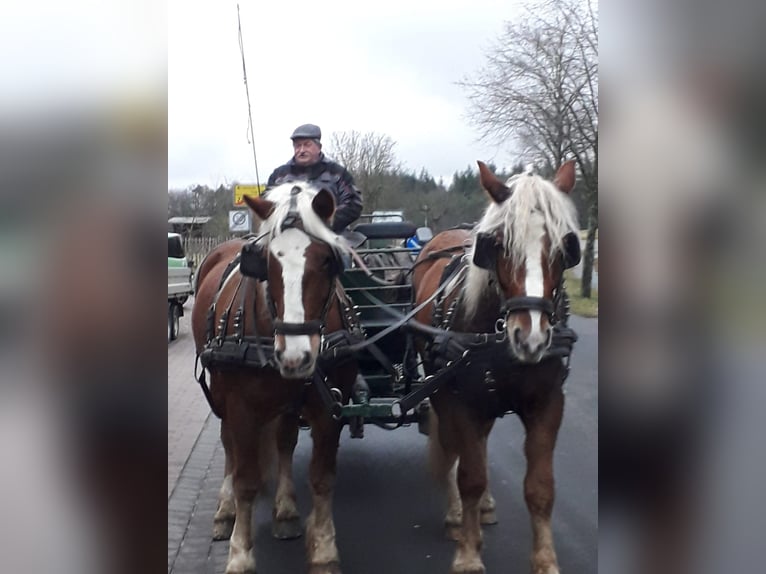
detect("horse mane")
[257,182,350,254]
[463,169,580,316]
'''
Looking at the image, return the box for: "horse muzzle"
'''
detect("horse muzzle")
[509,323,553,364]
[274,347,316,379]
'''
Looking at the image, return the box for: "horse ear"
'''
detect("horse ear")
[477,161,510,203]
[553,160,576,194]
[243,194,275,220]
[312,188,335,222]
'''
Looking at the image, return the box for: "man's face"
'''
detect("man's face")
[292,138,321,166]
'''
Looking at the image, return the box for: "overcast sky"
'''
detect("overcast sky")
[168,0,525,190]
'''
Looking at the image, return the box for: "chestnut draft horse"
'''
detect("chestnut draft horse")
[191,182,358,574]
[411,161,581,574]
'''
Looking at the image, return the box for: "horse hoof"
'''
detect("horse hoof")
[213,518,234,540]
[308,561,341,574]
[480,509,498,525]
[272,516,303,540]
[224,558,256,574]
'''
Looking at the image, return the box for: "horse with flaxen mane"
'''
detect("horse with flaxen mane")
[411,161,581,574]
[191,182,358,574]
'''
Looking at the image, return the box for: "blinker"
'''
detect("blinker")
[562,232,581,269]
[240,241,268,281]
[472,232,501,270]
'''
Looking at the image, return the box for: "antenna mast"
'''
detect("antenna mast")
[237,4,261,188]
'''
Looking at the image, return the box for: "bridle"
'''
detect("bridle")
[240,186,346,338]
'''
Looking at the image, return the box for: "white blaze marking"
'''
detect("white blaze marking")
[523,214,547,348]
[270,230,312,359]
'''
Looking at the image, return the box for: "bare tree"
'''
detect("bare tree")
[461,0,598,297]
[328,130,401,212]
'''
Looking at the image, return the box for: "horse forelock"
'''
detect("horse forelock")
[477,172,579,265]
[257,182,349,255]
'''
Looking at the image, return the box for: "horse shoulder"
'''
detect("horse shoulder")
[412,229,470,290]
[191,239,248,347]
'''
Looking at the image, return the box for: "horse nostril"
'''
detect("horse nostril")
[513,327,522,345]
[274,349,284,363]
[300,351,312,368]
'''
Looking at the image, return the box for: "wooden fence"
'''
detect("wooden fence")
[182,236,235,268]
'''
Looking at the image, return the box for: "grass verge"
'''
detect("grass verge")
[564,271,598,318]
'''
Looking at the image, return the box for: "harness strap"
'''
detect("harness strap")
[403,243,468,277]
[194,354,223,418]
[432,255,468,327]
[233,279,247,342]
[394,351,471,415]
[310,364,343,420]
[396,319,578,417]
[250,277,269,366]
[216,275,245,342]
[501,296,555,317]
[274,319,323,336]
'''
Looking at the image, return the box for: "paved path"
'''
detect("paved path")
[168,298,211,499]
[168,305,597,574]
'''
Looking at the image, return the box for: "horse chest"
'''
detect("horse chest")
[445,358,566,417]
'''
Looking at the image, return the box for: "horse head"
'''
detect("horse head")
[467,160,581,363]
[243,183,348,378]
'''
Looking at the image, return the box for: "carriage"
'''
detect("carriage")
[191,161,581,574]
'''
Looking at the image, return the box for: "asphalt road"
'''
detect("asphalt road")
[169,309,597,574]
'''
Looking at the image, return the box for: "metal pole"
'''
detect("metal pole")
[237,4,261,189]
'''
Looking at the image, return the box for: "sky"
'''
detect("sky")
[168,0,525,190]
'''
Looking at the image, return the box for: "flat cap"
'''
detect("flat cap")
[290,123,322,141]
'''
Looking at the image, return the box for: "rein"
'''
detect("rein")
[320,260,467,362]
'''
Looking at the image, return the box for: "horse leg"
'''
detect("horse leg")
[272,412,303,540]
[304,413,343,574]
[213,419,235,540]
[444,460,462,539]
[479,440,498,526]
[440,403,490,574]
[480,469,498,526]
[225,409,270,574]
[520,389,564,574]
[437,446,496,538]
[429,406,462,539]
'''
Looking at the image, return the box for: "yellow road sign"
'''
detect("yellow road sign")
[234,184,266,206]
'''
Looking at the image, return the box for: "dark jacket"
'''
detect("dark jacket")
[267,154,363,233]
